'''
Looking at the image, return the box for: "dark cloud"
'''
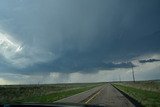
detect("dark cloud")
[16,60,136,75]
[139,59,160,64]
[0,0,160,75]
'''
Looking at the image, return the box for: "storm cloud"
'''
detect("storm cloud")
[0,0,160,84]
[139,59,160,64]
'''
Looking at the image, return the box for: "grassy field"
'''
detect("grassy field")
[118,81,160,92]
[113,81,160,107]
[0,83,103,104]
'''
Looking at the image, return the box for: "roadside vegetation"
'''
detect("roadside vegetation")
[113,81,160,107]
[0,83,103,103]
[118,81,160,92]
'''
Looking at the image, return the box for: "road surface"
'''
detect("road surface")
[55,85,103,103]
[56,84,135,107]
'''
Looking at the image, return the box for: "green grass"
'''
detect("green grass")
[119,81,160,92]
[114,84,160,107]
[0,83,102,103]
[17,86,95,103]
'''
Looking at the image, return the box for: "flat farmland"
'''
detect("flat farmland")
[0,83,103,103]
[113,80,160,107]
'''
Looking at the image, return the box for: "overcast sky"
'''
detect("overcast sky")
[0,0,160,84]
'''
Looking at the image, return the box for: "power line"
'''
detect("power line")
[131,64,135,83]
[119,74,121,82]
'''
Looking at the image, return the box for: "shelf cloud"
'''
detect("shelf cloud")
[0,0,160,84]
[139,59,160,64]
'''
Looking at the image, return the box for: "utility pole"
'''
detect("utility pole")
[131,65,135,83]
[119,75,121,82]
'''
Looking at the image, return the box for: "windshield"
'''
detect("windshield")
[0,0,160,107]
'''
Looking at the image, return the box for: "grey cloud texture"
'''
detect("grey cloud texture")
[0,0,160,80]
[139,59,160,64]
